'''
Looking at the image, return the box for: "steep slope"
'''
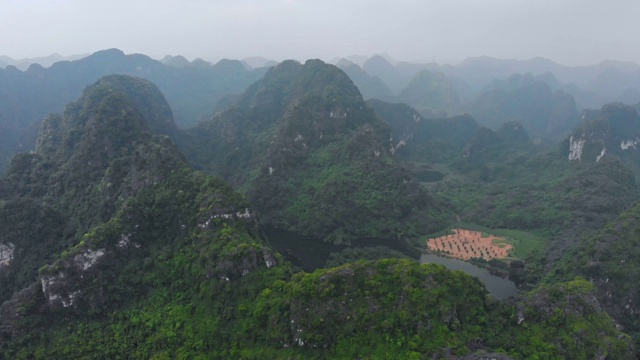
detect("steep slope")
[368,99,533,178]
[188,60,452,244]
[550,202,640,350]
[566,103,640,169]
[548,200,640,345]
[367,99,479,164]
[0,75,188,304]
[0,74,285,354]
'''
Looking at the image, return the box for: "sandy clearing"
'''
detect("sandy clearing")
[426,228,513,261]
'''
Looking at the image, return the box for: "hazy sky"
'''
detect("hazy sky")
[2,0,640,66]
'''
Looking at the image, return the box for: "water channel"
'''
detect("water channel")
[264,228,517,298]
[420,253,517,299]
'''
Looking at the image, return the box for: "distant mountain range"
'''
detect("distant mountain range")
[3,49,640,175]
[0,49,267,173]
[0,53,88,70]
[336,54,640,113]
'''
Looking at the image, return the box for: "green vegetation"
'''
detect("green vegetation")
[186,60,453,244]
[324,246,408,268]
[0,65,639,358]
[6,256,632,359]
[374,96,640,300]
[483,279,634,359]
[549,202,640,349]
[450,223,546,259]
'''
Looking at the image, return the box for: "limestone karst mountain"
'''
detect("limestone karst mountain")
[188,59,453,244]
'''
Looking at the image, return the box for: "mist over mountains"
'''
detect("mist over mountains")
[2,49,640,358]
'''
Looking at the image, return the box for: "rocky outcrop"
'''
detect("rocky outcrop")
[567,103,640,164]
[0,243,15,267]
[215,248,278,281]
[0,283,41,338]
[568,135,586,161]
[39,244,112,309]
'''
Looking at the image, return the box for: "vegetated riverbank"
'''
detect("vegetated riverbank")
[420,253,517,298]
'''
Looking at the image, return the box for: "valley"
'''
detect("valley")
[0,50,639,358]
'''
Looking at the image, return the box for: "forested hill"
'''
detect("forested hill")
[550,201,640,348]
[186,59,453,244]
[0,75,189,304]
[0,74,286,355]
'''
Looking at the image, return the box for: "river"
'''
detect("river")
[264,228,517,298]
[420,254,517,299]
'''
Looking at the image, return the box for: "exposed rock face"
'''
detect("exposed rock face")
[0,75,189,306]
[0,69,292,356]
[621,138,640,150]
[568,135,586,161]
[567,103,640,163]
[368,99,480,163]
[39,244,112,309]
[73,248,106,271]
[263,251,278,268]
[216,249,279,281]
[0,243,15,267]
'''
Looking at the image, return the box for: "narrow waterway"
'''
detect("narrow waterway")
[420,254,517,299]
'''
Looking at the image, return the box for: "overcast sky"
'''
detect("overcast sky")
[2,0,640,66]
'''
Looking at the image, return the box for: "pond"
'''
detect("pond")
[420,253,517,299]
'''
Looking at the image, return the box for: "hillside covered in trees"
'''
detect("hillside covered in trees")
[1,51,640,358]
